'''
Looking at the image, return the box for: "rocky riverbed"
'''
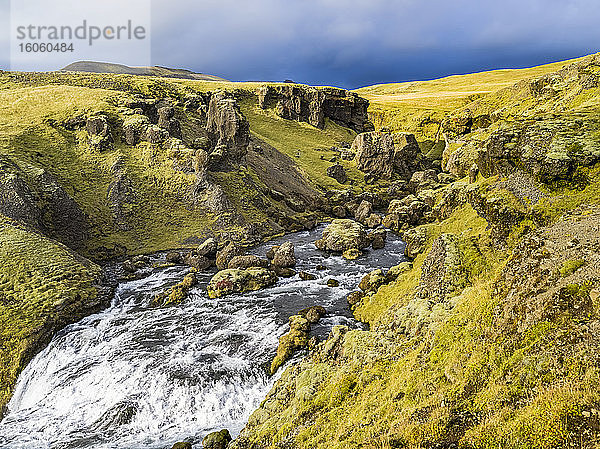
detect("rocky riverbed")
[0,226,406,449]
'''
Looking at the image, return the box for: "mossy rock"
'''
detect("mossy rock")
[358,269,386,293]
[202,429,232,449]
[152,272,198,307]
[315,219,369,252]
[342,248,361,260]
[270,315,311,375]
[207,268,277,298]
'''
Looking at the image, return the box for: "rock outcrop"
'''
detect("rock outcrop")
[228,255,270,269]
[206,91,250,166]
[202,429,232,449]
[326,163,348,184]
[0,157,89,249]
[351,132,395,180]
[271,242,296,268]
[86,115,114,151]
[392,133,424,178]
[257,85,373,133]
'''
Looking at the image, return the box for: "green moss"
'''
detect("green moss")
[559,260,587,278]
[0,216,101,413]
[354,57,582,138]
[152,272,197,307]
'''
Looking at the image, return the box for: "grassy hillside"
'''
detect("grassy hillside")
[0,71,370,258]
[355,56,587,145]
[62,61,229,81]
[0,217,104,414]
[233,55,600,449]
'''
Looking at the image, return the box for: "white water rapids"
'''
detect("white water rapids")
[0,227,406,448]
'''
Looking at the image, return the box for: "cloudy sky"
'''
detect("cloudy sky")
[1,0,599,88]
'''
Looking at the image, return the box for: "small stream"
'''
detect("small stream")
[0,226,406,449]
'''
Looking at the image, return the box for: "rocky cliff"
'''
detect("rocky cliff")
[257,84,373,133]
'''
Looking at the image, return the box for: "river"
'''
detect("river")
[0,226,406,449]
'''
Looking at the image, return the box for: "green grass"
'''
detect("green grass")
[354,56,588,140]
[0,72,369,258]
[239,98,363,191]
[0,82,220,257]
[0,216,101,413]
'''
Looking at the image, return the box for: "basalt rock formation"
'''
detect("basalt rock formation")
[257,84,373,133]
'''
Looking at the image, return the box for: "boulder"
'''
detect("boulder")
[197,237,218,258]
[299,271,317,281]
[165,251,182,264]
[382,213,402,232]
[370,232,386,250]
[215,242,242,270]
[342,248,361,260]
[315,219,369,252]
[123,114,150,145]
[152,273,197,307]
[228,255,270,269]
[354,200,372,224]
[359,269,386,293]
[326,163,348,184]
[86,115,114,151]
[207,268,278,298]
[145,125,170,144]
[272,242,296,268]
[299,305,326,323]
[404,226,429,259]
[275,267,296,277]
[365,214,382,228]
[172,443,192,449]
[332,205,346,218]
[387,195,431,226]
[202,429,232,449]
[386,262,413,283]
[352,132,395,180]
[157,106,181,138]
[183,252,212,270]
[347,291,364,307]
[270,315,310,374]
[408,170,439,194]
[392,133,423,178]
[327,279,340,287]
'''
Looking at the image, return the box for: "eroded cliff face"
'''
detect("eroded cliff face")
[257,84,374,133]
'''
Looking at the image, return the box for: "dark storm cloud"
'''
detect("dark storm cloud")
[1,0,598,87]
[149,0,600,88]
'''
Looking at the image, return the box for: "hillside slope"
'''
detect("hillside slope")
[62,61,229,81]
[355,56,587,158]
[232,54,600,448]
